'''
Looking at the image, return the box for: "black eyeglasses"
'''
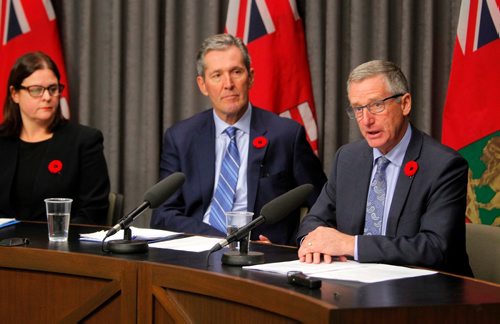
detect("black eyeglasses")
[346,93,405,120]
[19,84,65,98]
[0,237,30,247]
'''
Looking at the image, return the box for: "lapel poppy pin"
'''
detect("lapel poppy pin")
[48,160,63,174]
[404,160,418,177]
[252,136,268,149]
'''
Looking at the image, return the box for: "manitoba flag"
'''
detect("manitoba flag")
[0,0,69,120]
[442,0,499,225]
[225,0,319,153]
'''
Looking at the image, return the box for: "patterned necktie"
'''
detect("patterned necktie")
[209,127,240,233]
[364,156,390,235]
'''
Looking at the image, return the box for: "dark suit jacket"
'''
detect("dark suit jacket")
[0,122,110,224]
[151,107,327,245]
[298,126,473,276]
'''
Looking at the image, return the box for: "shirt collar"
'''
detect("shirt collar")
[213,103,252,136]
[373,124,412,167]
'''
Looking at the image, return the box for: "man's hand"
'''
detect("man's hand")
[298,226,355,263]
[257,234,271,244]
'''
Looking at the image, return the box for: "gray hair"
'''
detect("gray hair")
[347,60,409,95]
[196,34,251,77]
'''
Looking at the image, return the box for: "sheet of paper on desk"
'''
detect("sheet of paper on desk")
[79,226,180,242]
[244,260,437,283]
[0,218,20,228]
[149,236,223,252]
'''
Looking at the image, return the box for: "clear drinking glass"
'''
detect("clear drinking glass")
[225,211,253,251]
[44,198,72,242]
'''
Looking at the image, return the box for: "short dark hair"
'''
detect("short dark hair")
[0,51,67,137]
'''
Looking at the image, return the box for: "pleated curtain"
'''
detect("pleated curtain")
[53,0,460,226]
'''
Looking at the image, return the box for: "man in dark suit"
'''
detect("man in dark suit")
[151,34,326,245]
[297,60,472,276]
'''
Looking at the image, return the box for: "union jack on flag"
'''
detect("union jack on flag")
[0,0,69,120]
[226,0,319,153]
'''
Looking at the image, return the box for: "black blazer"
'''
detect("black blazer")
[151,107,327,245]
[298,126,473,276]
[0,122,110,224]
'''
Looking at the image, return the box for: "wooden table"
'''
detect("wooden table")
[1,222,499,323]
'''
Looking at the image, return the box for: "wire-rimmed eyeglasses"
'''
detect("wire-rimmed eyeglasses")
[19,84,65,98]
[346,93,404,120]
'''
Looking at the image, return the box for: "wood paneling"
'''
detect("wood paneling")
[0,247,136,323]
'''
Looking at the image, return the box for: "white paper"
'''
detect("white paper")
[244,260,437,283]
[149,236,222,252]
[0,218,20,228]
[316,263,437,283]
[244,259,362,274]
[79,226,180,242]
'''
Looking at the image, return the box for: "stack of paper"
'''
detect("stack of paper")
[0,218,20,229]
[244,260,437,283]
[80,227,227,252]
[79,226,179,242]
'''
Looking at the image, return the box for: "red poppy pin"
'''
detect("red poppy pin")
[48,160,63,174]
[253,136,268,149]
[404,160,418,177]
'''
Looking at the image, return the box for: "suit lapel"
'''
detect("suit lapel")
[247,109,268,213]
[351,146,374,234]
[194,114,216,211]
[0,138,19,203]
[386,127,423,236]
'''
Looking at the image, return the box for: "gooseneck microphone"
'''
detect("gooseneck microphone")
[103,172,185,252]
[208,183,314,257]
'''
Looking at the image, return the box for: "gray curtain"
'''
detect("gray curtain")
[54,0,460,227]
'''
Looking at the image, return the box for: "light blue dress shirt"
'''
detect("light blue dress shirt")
[354,124,412,260]
[203,104,252,225]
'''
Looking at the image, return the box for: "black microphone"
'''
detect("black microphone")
[104,172,185,239]
[209,183,314,253]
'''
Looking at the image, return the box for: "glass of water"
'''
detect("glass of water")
[225,211,254,252]
[44,198,72,242]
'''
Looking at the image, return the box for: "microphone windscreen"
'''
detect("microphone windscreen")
[260,184,314,224]
[144,172,186,208]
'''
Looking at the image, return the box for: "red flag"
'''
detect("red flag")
[225,0,318,153]
[442,0,499,225]
[0,0,69,120]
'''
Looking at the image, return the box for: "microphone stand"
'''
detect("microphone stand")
[207,184,314,266]
[106,228,149,253]
[104,173,186,254]
[105,226,149,254]
[221,235,265,266]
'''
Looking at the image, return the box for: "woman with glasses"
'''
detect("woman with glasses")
[0,51,110,224]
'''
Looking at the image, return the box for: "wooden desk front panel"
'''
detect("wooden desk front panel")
[1,223,500,324]
[0,247,137,323]
[136,261,500,324]
[137,262,334,324]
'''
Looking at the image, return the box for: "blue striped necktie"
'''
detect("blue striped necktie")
[209,127,240,233]
[364,156,390,235]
